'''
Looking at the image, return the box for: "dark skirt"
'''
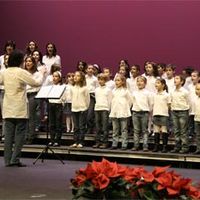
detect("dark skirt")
[63,103,72,116]
[153,115,168,126]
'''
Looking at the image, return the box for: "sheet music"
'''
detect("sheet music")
[48,85,66,98]
[35,85,66,99]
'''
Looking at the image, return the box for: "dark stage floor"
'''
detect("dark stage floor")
[0,157,200,200]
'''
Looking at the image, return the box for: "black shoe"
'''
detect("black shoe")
[109,146,117,150]
[93,143,101,148]
[8,162,27,167]
[179,149,190,154]
[26,139,33,145]
[161,146,168,153]
[170,149,180,153]
[152,145,159,152]
[131,147,139,151]
[193,150,200,155]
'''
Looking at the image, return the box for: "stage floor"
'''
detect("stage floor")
[0,157,200,200]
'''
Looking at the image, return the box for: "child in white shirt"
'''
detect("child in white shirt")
[85,64,99,134]
[193,83,200,154]
[93,73,112,149]
[109,74,132,150]
[188,70,200,138]
[70,71,90,148]
[132,76,152,151]
[127,65,140,93]
[152,78,171,153]
[170,75,190,153]
[63,73,75,133]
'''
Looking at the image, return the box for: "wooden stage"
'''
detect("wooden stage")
[0,132,200,167]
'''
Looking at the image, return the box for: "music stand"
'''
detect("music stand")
[33,85,66,165]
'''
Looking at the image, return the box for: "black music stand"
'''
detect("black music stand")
[33,85,66,165]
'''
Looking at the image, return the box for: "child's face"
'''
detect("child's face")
[191,72,199,85]
[136,78,146,89]
[115,77,123,88]
[155,80,164,92]
[130,66,139,78]
[157,66,164,76]
[98,78,106,86]
[29,41,36,52]
[195,84,200,97]
[25,57,34,70]
[174,76,183,87]
[145,64,153,75]
[32,51,40,62]
[119,66,126,76]
[68,75,74,84]
[86,65,94,76]
[165,67,174,79]
[53,72,61,84]
[103,69,110,78]
[74,72,81,83]
[78,62,84,71]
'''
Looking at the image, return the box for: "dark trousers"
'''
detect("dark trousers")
[72,111,87,145]
[26,92,40,140]
[4,118,27,166]
[95,110,109,144]
[49,103,63,143]
[86,94,95,132]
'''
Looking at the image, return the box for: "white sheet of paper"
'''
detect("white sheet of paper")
[35,85,66,99]
[35,85,52,99]
[48,85,66,98]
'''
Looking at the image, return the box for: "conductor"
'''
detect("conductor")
[0,50,42,167]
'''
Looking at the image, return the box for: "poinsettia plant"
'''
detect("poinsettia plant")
[71,158,200,200]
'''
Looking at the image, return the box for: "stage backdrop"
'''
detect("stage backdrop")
[1,1,200,74]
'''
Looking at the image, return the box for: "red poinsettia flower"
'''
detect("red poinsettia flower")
[156,170,192,196]
[187,185,200,199]
[91,173,110,190]
[152,166,170,177]
[73,174,87,187]
[99,158,120,178]
[71,159,200,200]
[140,171,154,183]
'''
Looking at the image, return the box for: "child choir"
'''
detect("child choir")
[0,40,200,154]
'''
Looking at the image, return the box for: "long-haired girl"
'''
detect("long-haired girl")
[109,74,132,150]
[70,71,90,148]
[63,72,75,133]
[48,71,64,146]
[152,78,171,153]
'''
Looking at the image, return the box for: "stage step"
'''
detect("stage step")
[0,143,200,163]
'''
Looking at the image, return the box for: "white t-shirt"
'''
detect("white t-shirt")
[109,87,132,118]
[85,74,99,93]
[153,91,171,116]
[42,55,61,75]
[165,77,175,94]
[132,88,153,112]
[194,96,200,122]
[70,85,90,112]
[170,87,190,111]
[127,76,138,93]
[94,85,112,111]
